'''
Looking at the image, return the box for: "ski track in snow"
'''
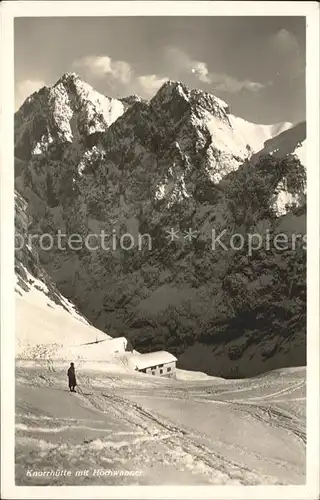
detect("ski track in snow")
[15,365,306,486]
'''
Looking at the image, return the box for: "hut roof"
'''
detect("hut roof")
[131,351,177,370]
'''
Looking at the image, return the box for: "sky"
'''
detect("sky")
[14,17,306,124]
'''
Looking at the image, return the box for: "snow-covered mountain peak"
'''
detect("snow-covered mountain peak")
[158,79,189,96]
[190,88,230,119]
[150,80,191,115]
[55,71,80,83]
[152,80,229,119]
[50,72,125,125]
[15,73,126,159]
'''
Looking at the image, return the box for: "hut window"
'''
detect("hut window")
[167,367,171,372]
[160,369,163,374]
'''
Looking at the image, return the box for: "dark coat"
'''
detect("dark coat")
[67,366,77,386]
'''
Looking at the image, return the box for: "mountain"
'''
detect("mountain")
[14,73,127,161]
[14,73,306,377]
[253,121,306,165]
[15,190,132,369]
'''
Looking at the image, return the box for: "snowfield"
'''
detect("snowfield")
[15,268,306,486]
[229,115,292,153]
[16,267,131,371]
[15,364,306,486]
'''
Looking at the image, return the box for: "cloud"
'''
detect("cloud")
[71,48,268,99]
[72,54,168,97]
[210,74,267,93]
[165,47,267,93]
[15,79,46,109]
[137,74,169,96]
[191,68,266,93]
[191,62,211,84]
[73,55,132,84]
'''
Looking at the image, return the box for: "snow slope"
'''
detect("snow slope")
[15,267,132,371]
[229,115,293,153]
[15,364,306,485]
[15,189,133,368]
[16,267,105,346]
[252,121,306,164]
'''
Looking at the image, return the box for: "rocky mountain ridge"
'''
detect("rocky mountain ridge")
[14,73,306,377]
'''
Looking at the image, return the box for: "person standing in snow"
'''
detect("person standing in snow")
[67,362,77,392]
